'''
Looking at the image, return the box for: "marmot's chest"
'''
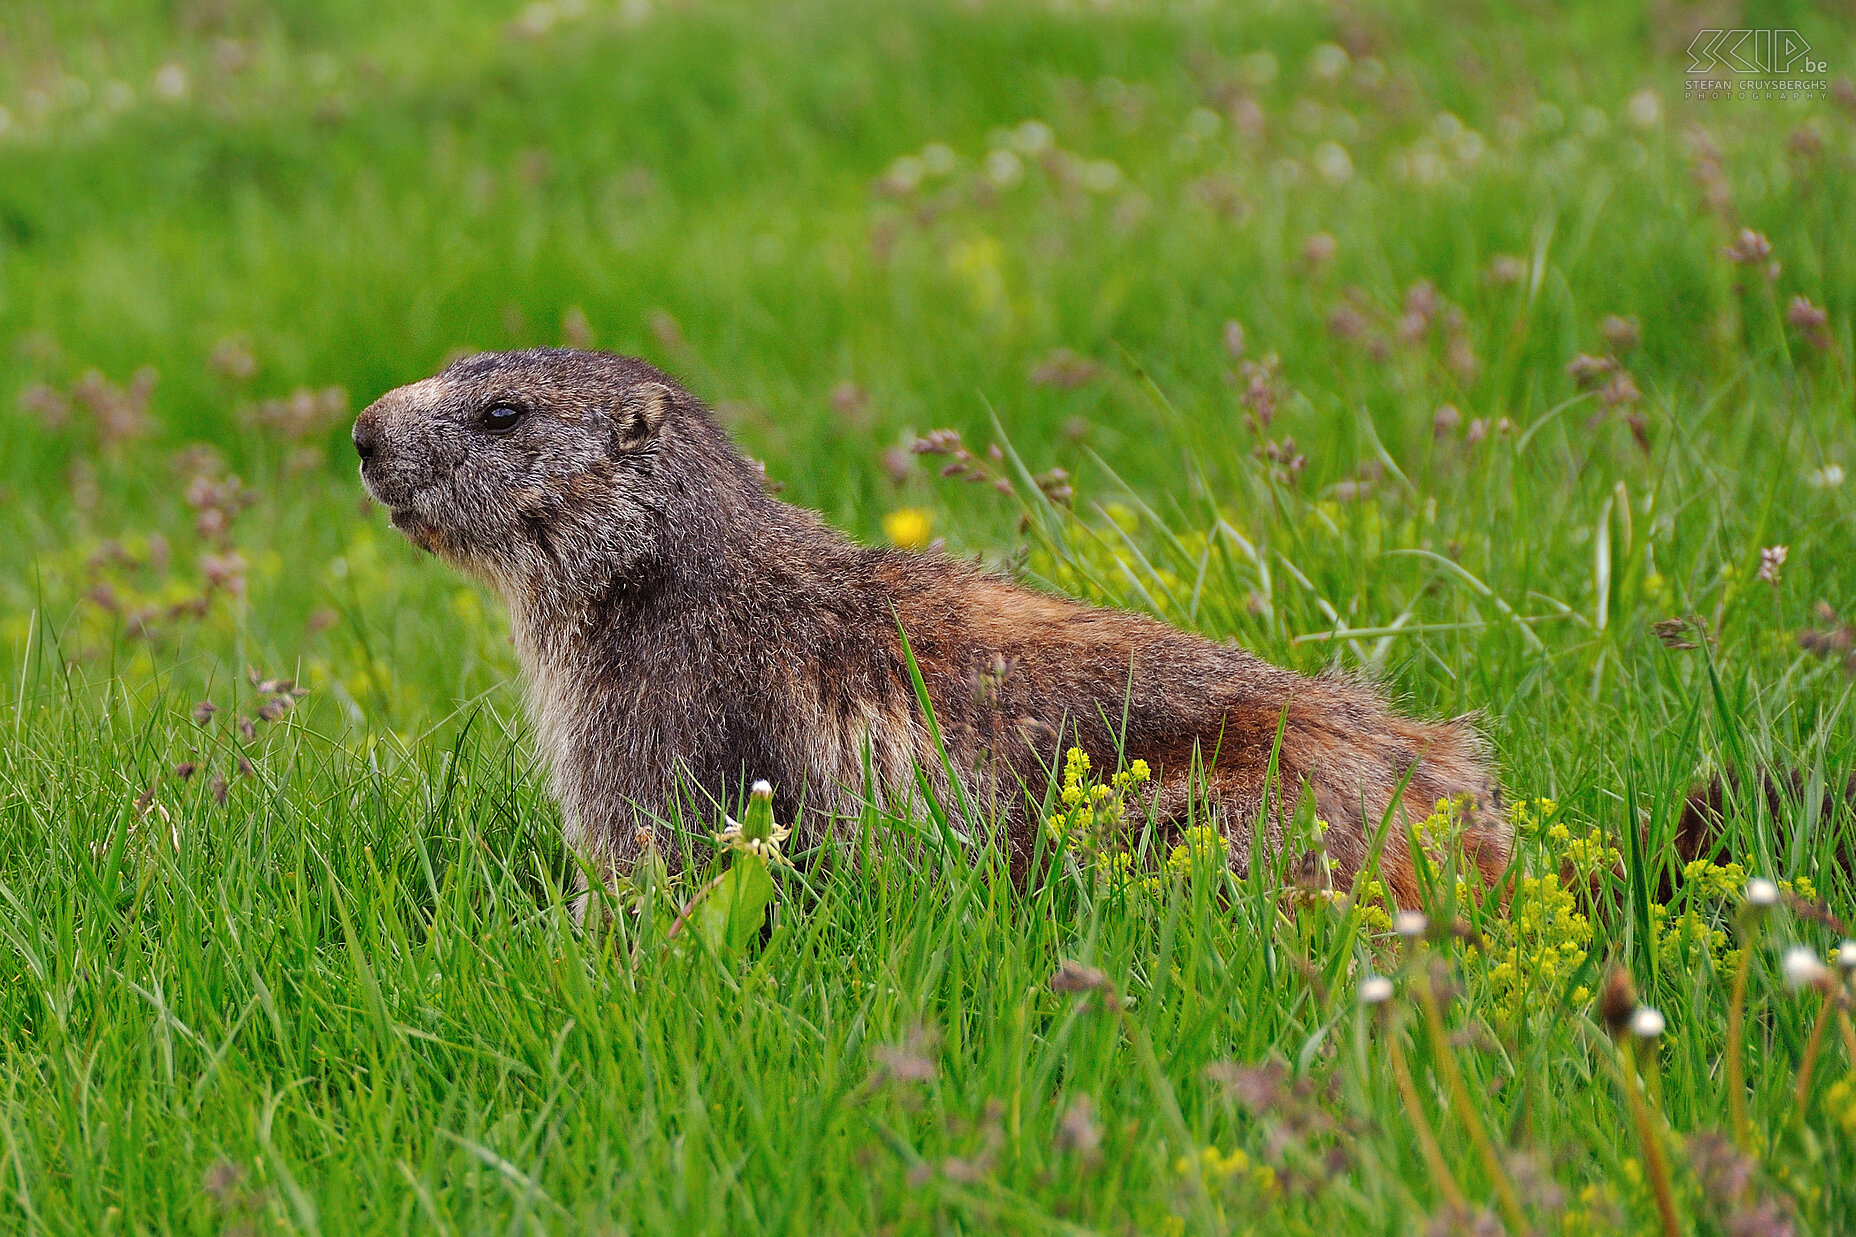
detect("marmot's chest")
[516,633,930,823]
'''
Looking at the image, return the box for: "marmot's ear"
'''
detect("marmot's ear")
[611,382,670,454]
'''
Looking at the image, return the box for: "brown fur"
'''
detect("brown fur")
[1667,771,1856,902]
[353,348,1511,905]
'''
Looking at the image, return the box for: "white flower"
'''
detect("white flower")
[1358,975,1394,1004]
[1837,940,1856,971]
[1394,910,1429,938]
[152,63,189,102]
[1625,89,1662,129]
[1012,120,1053,156]
[1757,545,1787,586]
[885,155,924,193]
[1313,142,1354,184]
[1744,877,1780,908]
[512,1,557,37]
[1628,1006,1665,1038]
[712,817,791,860]
[714,780,789,860]
[1782,946,1829,990]
[920,142,956,176]
[1450,130,1485,166]
[1307,43,1350,82]
[1080,159,1122,193]
[1807,463,1845,488]
[984,149,1023,187]
[1405,141,1447,185]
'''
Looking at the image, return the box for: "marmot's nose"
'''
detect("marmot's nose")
[352,411,381,463]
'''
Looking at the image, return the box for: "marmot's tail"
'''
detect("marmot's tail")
[1663,770,1856,901]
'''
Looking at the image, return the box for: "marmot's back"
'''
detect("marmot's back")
[880,554,1506,901]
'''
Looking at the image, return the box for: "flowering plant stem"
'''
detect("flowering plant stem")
[1414,975,1527,1234]
[1617,1041,1681,1237]
[1380,1013,1466,1214]
[1795,989,1836,1114]
[1727,933,1754,1152]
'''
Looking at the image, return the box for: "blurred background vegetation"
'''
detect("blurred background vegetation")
[3,3,1856,1233]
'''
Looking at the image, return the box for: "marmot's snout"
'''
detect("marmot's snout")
[351,408,381,463]
[351,388,446,550]
[350,398,410,509]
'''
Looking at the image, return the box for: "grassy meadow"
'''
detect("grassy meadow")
[4,0,1856,1231]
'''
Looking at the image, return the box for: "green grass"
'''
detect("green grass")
[3,0,1856,1231]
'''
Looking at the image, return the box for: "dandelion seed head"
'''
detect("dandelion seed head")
[1625,89,1662,129]
[1308,43,1350,82]
[1782,946,1829,989]
[885,155,924,193]
[983,148,1022,187]
[920,142,956,176]
[152,63,189,102]
[1012,120,1053,156]
[1080,159,1122,193]
[1312,142,1353,184]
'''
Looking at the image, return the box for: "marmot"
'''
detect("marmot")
[353,348,1510,903]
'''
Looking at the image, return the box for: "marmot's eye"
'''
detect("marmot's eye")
[478,404,525,434]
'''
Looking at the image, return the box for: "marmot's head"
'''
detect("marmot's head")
[354,349,734,600]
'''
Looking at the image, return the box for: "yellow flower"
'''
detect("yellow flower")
[882,508,934,549]
[1510,796,1560,836]
[1681,858,1746,900]
[1095,849,1136,885]
[1416,792,1478,860]
[1482,869,1594,1025]
[1781,875,1818,902]
[1179,1145,1257,1186]
[1823,1079,1856,1135]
